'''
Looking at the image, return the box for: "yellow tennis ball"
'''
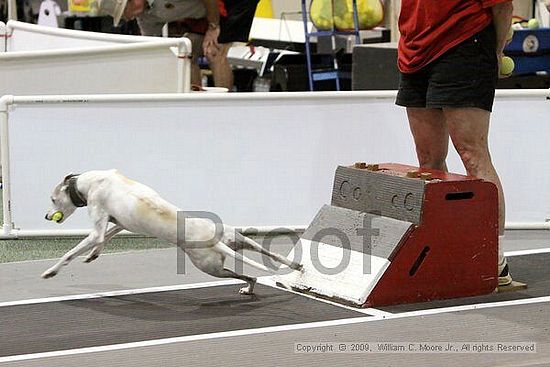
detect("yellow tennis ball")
[527,18,540,29]
[500,56,515,77]
[52,211,64,223]
[506,26,514,42]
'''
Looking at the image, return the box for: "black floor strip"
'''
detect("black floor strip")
[0,284,364,358]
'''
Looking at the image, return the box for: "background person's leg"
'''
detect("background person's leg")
[406,107,449,171]
[207,43,233,89]
[184,32,205,87]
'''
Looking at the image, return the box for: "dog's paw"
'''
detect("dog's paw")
[290,262,304,272]
[239,286,254,295]
[275,280,292,291]
[41,268,58,279]
[84,253,99,263]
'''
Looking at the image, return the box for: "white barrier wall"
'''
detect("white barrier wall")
[1,91,549,236]
[5,20,164,51]
[0,22,6,52]
[0,42,190,95]
[0,21,192,95]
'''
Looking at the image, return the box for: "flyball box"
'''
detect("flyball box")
[277,163,499,307]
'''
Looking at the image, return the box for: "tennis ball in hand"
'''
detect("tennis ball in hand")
[527,18,540,29]
[52,211,64,223]
[506,26,514,43]
[500,56,515,77]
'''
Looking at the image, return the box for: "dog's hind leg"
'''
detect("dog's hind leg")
[236,234,303,271]
[211,268,257,295]
[185,247,257,295]
[84,225,124,263]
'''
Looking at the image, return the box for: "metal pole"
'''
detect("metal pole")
[0,96,14,235]
[176,38,192,93]
[301,0,314,91]
[352,0,360,44]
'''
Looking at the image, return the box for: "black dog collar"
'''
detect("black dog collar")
[67,175,87,207]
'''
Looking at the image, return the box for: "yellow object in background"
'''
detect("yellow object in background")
[310,0,384,31]
[69,0,90,12]
[255,0,273,18]
[68,0,98,14]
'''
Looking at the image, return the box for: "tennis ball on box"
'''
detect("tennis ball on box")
[527,18,540,29]
[52,211,64,223]
[500,56,515,77]
[511,22,523,30]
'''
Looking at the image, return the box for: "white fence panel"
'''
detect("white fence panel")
[0,91,549,236]
[0,42,189,95]
[6,20,163,51]
[0,22,6,53]
[0,21,191,95]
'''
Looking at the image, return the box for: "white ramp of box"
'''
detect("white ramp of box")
[5,20,165,51]
[0,40,191,95]
[280,239,391,306]
[276,205,413,306]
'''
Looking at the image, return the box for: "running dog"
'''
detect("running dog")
[42,170,302,295]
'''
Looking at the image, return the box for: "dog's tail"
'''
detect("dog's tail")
[215,242,273,273]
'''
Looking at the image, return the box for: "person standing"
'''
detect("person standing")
[98,0,259,90]
[168,0,260,89]
[395,0,514,285]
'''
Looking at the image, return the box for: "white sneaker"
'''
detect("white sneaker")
[498,257,513,286]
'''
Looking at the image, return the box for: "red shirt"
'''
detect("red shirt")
[398,0,509,73]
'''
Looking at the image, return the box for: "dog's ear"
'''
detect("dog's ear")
[63,173,76,184]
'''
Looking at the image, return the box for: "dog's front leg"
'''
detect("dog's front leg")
[84,225,124,263]
[42,207,110,279]
[41,234,99,278]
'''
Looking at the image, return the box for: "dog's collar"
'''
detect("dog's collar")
[67,175,87,207]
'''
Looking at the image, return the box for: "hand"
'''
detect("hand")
[123,0,146,21]
[497,52,504,78]
[203,27,220,59]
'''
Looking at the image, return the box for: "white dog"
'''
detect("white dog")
[43,170,302,295]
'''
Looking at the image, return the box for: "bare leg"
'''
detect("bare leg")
[444,107,505,235]
[191,63,202,87]
[207,43,233,90]
[406,107,450,171]
[186,32,205,87]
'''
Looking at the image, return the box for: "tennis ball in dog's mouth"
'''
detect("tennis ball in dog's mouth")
[500,56,515,77]
[52,211,64,223]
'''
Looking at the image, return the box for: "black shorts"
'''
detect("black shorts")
[396,24,499,112]
[219,0,260,43]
